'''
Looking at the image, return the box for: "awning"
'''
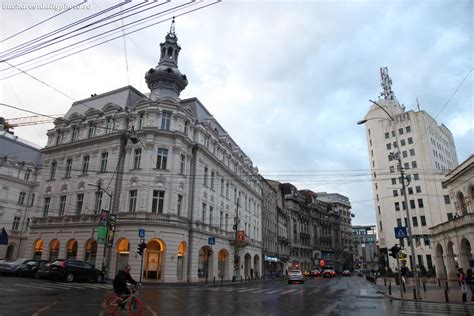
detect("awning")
[0,227,8,245]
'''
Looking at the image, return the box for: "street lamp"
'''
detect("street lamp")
[358,99,421,299]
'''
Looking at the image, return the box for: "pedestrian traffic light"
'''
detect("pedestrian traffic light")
[136,242,147,256]
[390,245,400,258]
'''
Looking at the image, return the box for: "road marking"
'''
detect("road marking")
[359,289,367,296]
[32,300,58,316]
[252,288,269,293]
[15,284,54,290]
[236,288,254,292]
[265,289,281,294]
[281,289,298,295]
[146,305,158,316]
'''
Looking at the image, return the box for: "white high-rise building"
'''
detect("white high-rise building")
[361,67,458,273]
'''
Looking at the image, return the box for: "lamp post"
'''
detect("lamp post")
[358,99,421,299]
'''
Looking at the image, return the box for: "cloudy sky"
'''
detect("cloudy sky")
[1,0,472,225]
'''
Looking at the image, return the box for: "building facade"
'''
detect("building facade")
[0,130,42,259]
[24,21,263,282]
[430,155,474,280]
[361,67,459,273]
[352,225,378,272]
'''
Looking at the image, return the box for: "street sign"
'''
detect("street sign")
[208,237,215,245]
[237,230,245,241]
[394,227,408,239]
[138,228,145,238]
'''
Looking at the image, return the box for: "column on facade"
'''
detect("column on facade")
[434,254,447,279]
[459,246,471,271]
[443,253,458,280]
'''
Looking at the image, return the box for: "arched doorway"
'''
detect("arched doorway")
[33,239,43,260]
[244,253,251,277]
[144,239,165,281]
[218,249,229,280]
[49,239,59,261]
[116,239,130,274]
[457,192,467,215]
[177,241,186,281]
[5,244,14,259]
[66,239,78,260]
[253,255,260,277]
[198,246,213,279]
[435,244,447,279]
[459,238,472,270]
[84,239,97,266]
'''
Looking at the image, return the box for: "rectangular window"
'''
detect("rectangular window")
[388,155,393,162]
[220,211,223,230]
[87,123,96,138]
[399,128,404,135]
[395,202,400,211]
[56,130,63,145]
[151,190,165,214]
[412,161,417,168]
[156,148,168,169]
[209,206,213,226]
[18,192,26,205]
[226,183,229,198]
[379,220,383,231]
[220,179,224,195]
[404,162,409,169]
[161,110,172,130]
[204,167,208,185]
[12,216,20,231]
[138,113,144,129]
[396,218,402,227]
[202,203,207,223]
[412,216,418,227]
[225,214,229,231]
[418,198,424,208]
[385,132,390,139]
[94,191,103,213]
[402,201,406,210]
[24,168,31,181]
[402,151,408,158]
[393,190,398,197]
[59,195,66,216]
[43,197,50,217]
[76,194,84,215]
[179,154,185,175]
[65,159,73,177]
[129,190,137,212]
[386,143,391,150]
[420,215,426,226]
[71,126,79,141]
[401,139,406,146]
[414,173,419,181]
[211,171,215,190]
[426,255,433,270]
[410,200,416,208]
[408,187,413,195]
[134,148,142,169]
[410,149,415,156]
[416,186,421,193]
[391,178,397,185]
[100,152,108,173]
[177,194,183,216]
[406,126,411,133]
[408,137,413,144]
[82,155,89,175]
[444,195,450,204]
[29,193,35,207]
[106,118,114,133]
[393,141,397,148]
[50,161,57,180]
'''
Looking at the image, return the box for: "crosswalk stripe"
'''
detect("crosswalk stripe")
[236,288,255,292]
[281,289,298,295]
[265,289,281,294]
[15,284,54,290]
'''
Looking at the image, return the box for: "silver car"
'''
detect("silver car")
[0,259,29,276]
[288,269,305,284]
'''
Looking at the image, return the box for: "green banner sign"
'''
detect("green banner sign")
[97,225,108,244]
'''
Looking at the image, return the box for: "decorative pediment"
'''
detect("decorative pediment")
[61,184,68,193]
[154,175,166,187]
[84,108,103,118]
[68,112,86,123]
[130,177,139,187]
[45,185,52,194]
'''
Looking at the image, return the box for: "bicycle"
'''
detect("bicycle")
[104,284,143,316]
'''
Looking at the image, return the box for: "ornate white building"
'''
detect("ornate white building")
[361,68,459,273]
[26,21,263,282]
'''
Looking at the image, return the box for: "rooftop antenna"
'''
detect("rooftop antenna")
[416,98,420,111]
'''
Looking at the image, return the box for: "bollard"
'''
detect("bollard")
[423,282,426,292]
[384,278,387,286]
[445,281,449,291]
[241,276,243,282]
[213,276,216,284]
[402,282,406,293]
[445,290,449,303]
[205,275,208,285]
[438,279,441,287]
[413,289,417,300]
[462,292,467,303]
[221,276,224,284]
[459,280,461,287]
[389,283,392,295]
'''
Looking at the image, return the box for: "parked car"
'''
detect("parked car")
[288,270,305,284]
[323,269,336,278]
[19,260,49,277]
[0,259,29,276]
[35,262,52,279]
[309,270,321,277]
[49,259,104,283]
[342,270,352,277]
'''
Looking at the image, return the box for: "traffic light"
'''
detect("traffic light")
[390,245,400,258]
[136,242,147,256]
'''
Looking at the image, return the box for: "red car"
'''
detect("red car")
[323,270,336,278]
[309,270,321,277]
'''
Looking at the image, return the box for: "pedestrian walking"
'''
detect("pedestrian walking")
[250,268,254,279]
[458,268,467,303]
[465,268,474,303]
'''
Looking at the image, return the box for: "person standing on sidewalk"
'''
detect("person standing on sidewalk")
[458,268,467,303]
[465,268,474,303]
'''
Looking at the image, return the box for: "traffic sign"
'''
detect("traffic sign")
[208,237,215,245]
[138,229,145,238]
[394,227,408,239]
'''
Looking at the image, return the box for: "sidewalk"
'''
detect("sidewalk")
[373,276,471,304]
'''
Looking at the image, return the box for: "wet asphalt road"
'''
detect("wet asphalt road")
[1,275,474,315]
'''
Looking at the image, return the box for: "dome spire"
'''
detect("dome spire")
[169,16,176,36]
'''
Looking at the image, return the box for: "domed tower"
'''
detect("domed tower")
[145,18,188,102]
